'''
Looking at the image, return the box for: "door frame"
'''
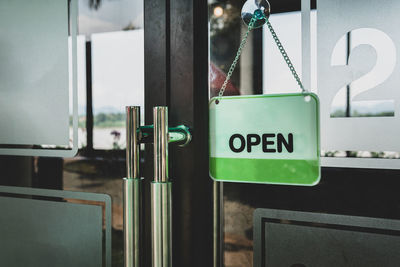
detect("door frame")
[143,0,212,266]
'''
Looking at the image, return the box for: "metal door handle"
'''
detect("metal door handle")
[152,107,172,267]
[138,125,192,147]
[123,106,190,267]
[124,106,143,267]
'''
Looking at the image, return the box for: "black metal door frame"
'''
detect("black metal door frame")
[143,0,212,266]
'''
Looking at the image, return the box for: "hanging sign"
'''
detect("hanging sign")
[209,93,320,186]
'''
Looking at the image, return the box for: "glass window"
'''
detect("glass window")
[208,1,400,266]
[77,0,144,151]
[92,30,144,150]
[76,35,88,149]
[63,1,144,266]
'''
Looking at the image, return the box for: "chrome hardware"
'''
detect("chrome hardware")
[124,106,142,267]
[152,107,172,267]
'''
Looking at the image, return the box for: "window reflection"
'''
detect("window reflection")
[209,2,400,265]
[65,1,144,266]
[209,2,258,266]
[92,30,144,150]
[263,11,304,94]
[79,0,143,36]
[76,35,88,149]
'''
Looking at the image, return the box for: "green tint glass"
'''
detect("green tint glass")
[209,93,320,186]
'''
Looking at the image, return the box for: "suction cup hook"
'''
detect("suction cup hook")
[241,0,271,29]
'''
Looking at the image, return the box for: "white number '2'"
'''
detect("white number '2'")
[330,28,396,117]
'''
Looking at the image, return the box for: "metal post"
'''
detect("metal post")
[152,107,172,267]
[124,106,143,267]
[213,181,223,267]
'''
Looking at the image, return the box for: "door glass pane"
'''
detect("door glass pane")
[0,185,111,267]
[209,1,400,267]
[92,30,144,149]
[76,35,88,149]
[77,0,144,150]
[209,2,306,266]
[66,1,144,265]
[0,0,78,157]
[1,0,144,266]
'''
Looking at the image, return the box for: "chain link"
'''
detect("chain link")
[217,14,307,101]
[218,16,257,99]
[265,20,306,93]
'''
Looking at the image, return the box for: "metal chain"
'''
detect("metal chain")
[218,16,257,99]
[217,14,307,100]
[265,20,306,93]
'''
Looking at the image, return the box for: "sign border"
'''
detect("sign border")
[209,92,321,186]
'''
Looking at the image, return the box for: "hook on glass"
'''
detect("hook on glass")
[241,0,271,29]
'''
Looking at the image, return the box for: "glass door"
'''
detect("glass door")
[0,0,144,266]
[208,1,400,267]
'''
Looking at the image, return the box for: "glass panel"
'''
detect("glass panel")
[77,35,88,149]
[0,0,78,157]
[65,1,144,266]
[92,30,144,150]
[78,0,143,36]
[209,2,308,266]
[0,0,144,265]
[263,12,303,94]
[0,0,69,145]
[211,0,400,170]
[209,1,400,267]
[317,0,400,166]
[77,0,145,151]
[0,185,111,267]
[254,209,400,267]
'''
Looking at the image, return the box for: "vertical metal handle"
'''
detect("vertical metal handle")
[152,107,172,267]
[154,106,168,183]
[124,106,142,267]
[126,106,140,178]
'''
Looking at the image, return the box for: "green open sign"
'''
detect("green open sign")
[209,93,320,186]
